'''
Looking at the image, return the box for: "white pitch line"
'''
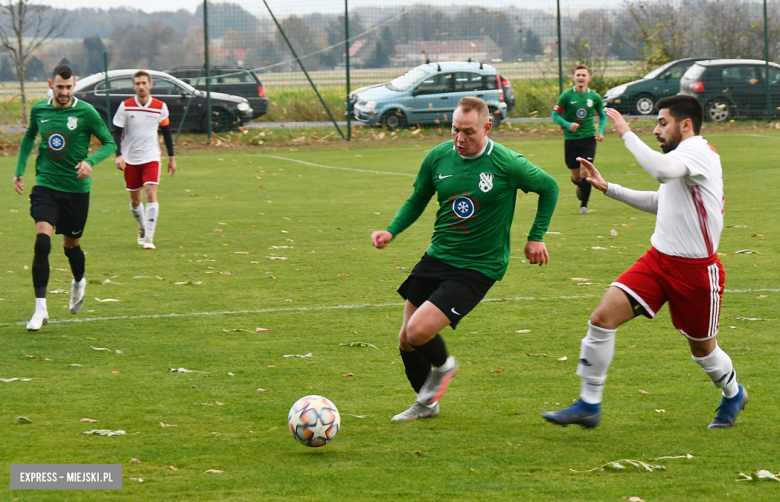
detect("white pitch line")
[1,294,596,327]
[3,289,775,327]
[259,155,415,177]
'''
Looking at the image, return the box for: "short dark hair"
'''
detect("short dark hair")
[133,70,151,83]
[51,64,74,81]
[655,95,704,134]
[455,96,489,122]
[575,64,591,74]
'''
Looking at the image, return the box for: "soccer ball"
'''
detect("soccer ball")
[287,395,340,447]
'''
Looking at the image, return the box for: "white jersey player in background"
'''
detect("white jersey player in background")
[543,95,747,430]
[113,70,177,250]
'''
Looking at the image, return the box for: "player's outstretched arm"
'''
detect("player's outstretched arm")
[371,230,393,249]
[577,157,608,193]
[524,241,549,266]
[13,176,24,194]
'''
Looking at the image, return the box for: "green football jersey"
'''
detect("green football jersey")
[552,87,605,140]
[15,97,116,193]
[385,139,559,281]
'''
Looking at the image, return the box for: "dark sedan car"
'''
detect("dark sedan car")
[73,69,253,132]
[165,66,269,120]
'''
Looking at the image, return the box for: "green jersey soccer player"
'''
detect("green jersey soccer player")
[13,64,116,331]
[372,96,559,421]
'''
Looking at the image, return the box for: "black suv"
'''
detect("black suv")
[680,59,780,121]
[165,66,269,119]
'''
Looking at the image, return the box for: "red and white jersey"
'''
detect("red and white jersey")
[112,97,170,165]
[652,136,723,258]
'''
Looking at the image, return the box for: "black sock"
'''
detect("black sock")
[578,179,592,207]
[410,334,448,368]
[32,234,51,298]
[400,349,431,394]
[64,246,85,282]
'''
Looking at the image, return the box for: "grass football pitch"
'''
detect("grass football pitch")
[1,129,779,501]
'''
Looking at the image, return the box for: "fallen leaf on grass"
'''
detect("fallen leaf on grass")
[17,416,33,424]
[570,277,589,282]
[638,389,650,395]
[340,341,378,349]
[83,429,126,436]
[343,373,354,377]
[257,388,267,392]
[204,469,224,474]
[283,353,313,358]
[610,229,618,236]
[80,418,98,423]
[738,470,780,482]
[112,371,120,375]
[130,478,143,482]
[160,422,177,428]
[169,466,178,471]
[338,273,350,277]
[130,458,141,464]
[49,289,70,294]
[652,454,693,460]
[734,249,761,254]
[557,356,568,361]
[234,252,249,255]
[491,367,503,373]
[116,350,123,354]
[156,276,165,280]
[91,347,111,351]
[69,364,82,367]
[515,329,531,333]
[628,498,645,502]
[256,327,269,332]
[571,458,666,473]
[94,298,120,302]
[655,409,665,413]
[170,367,211,373]
[526,353,549,357]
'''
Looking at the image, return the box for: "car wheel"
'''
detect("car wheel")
[489,107,502,127]
[634,95,655,115]
[381,109,406,130]
[706,100,731,122]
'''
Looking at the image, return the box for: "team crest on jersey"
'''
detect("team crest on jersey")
[478,172,494,193]
[67,117,78,130]
[587,99,593,108]
[48,133,66,151]
[576,108,587,119]
[452,196,476,219]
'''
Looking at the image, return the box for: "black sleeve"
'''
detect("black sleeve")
[112,126,123,156]
[160,125,174,157]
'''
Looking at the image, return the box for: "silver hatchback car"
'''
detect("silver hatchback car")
[350,62,508,129]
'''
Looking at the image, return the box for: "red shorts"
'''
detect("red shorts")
[124,161,161,191]
[612,247,725,340]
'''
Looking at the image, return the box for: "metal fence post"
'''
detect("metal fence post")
[103,51,111,127]
[765,0,771,123]
[345,0,351,141]
[203,0,212,143]
[557,0,563,96]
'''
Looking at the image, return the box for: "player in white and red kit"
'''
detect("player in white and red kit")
[543,95,747,430]
[113,70,177,250]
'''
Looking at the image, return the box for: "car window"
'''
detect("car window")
[95,77,134,95]
[760,66,780,84]
[721,65,760,84]
[669,63,693,79]
[481,74,498,90]
[388,67,429,92]
[454,72,485,92]
[217,71,255,83]
[151,79,185,96]
[414,73,454,95]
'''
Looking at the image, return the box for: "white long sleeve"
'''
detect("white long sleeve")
[621,131,688,182]
[605,182,659,214]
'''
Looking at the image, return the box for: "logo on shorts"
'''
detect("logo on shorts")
[576,108,587,119]
[478,172,494,193]
[48,133,66,151]
[452,196,475,219]
[67,117,78,130]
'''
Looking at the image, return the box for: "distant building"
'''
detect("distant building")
[393,37,502,66]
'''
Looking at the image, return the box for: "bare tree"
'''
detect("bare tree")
[622,0,696,68]
[0,0,69,123]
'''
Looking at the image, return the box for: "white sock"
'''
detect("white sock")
[692,344,739,398]
[576,322,616,404]
[145,202,159,241]
[35,297,47,313]
[130,202,145,230]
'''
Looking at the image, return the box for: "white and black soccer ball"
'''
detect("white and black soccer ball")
[287,395,340,447]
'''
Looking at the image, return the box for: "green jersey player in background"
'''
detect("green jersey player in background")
[13,64,116,331]
[371,97,559,421]
[552,65,606,215]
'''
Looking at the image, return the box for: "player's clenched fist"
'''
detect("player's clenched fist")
[371,230,393,249]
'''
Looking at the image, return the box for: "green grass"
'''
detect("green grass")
[0,129,779,500]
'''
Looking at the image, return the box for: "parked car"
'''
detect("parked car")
[73,69,253,132]
[499,74,515,113]
[350,62,508,129]
[604,58,711,115]
[165,66,269,119]
[680,59,780,122]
